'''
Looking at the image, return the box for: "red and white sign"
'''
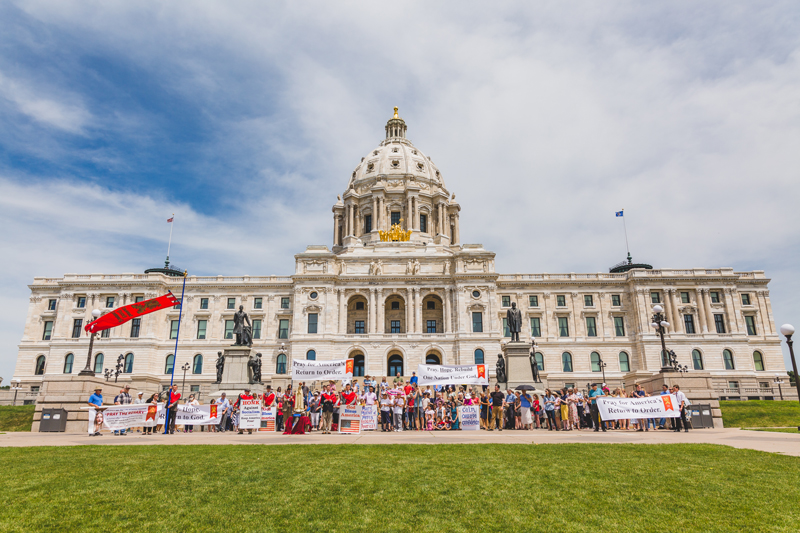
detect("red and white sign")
[596,394,681,421]
[360,405,378,431]
[260,407,277,432]
[238,400,262,429]
[416,364,489,386]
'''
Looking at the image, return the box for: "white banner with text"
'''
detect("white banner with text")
[238,400,262,429]
[416,364,489,386]
[458,405,481,430]
[596,394,680,421]
[292,359,354,381]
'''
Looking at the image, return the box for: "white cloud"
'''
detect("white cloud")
[0,72,91,134]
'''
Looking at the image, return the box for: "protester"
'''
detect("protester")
[393,392,405,432]
[216,392,231,433]
[165,384,181,435]
[589,383,605,432]
[87,387,104,436]
[543,389,557,431]
[309,392,321,430]
[184,394,199,433]
[321,385,336,434]
[489,385,504,431]
[143,393,159,435]
[672,385,690,432]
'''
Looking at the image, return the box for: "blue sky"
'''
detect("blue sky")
[1,1,799,382]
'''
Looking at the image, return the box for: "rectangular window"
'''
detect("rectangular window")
[741,293,751,306]
[558,317,569,337]
[611,294,621,307]
[728,381,739,391]
[227,298,236,309]
[584,295,594,307]
[420,214,427,233]
[586,317,597,337]
[614,316,625,337]
[225,320,234,339]
[135,296,144,303]
[364,214,372,233]
[42,321,53,340]
[502,296,511,307]
[684,314,696,334]
[71,319,82,338]
[200,298,209,310]
[745,316,757,336]
[281,297,290,309]
[427,320,437,334]
[529,295,538,307]
[714,314,726,334]
[391,301,400,310]
[191,385,200,393]
[77,296,86,308]
[170,320,179,339]
[355,301,365,310]
[681,292,690,304]
[472,312,483,333]
[278,319,289,339]
[391,211,401,226]
[308,313,318,334]
[252,319,261,339]
[710,291,720,303]
[391,320,401,334]
[354,320,365,334]
[650,292,660,304]
[427,301,435,310]
[759,381,770,390]
[197,320,207,340]
[503,318,510,337]
[253,298,262,309]
[106,296,115,308]
[47,299,57,311]
[557,295,566,307]
[530,317,541,337]
[101,328,110,338]
[130,318,141,338]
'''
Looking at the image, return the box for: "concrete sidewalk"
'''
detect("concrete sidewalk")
[1,427,799,456]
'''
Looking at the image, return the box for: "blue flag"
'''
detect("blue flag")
[615,211,624,217]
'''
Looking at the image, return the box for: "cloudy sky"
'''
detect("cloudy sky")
[1,1,799,381]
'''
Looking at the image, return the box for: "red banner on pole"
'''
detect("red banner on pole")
[85,293,181,334]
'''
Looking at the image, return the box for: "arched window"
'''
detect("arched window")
[474,349,485,364]
[124,353,134,373]
[590,352,601,372]
[34,355,46,375]
[306,350,316,360]
[353,354,365,376]
[753,351,765,371]
[692,349,704,370]
[276,354,287,374]
[164,354,174,374]
[723,349,735,370]
[192,354,203,374]
[388,354,404,376]
[618,351,630,372]
[63,353,74,374]
[426,353,441,365]
[93,353,104,374]
[561,352,573,372]
[534,352,544,371]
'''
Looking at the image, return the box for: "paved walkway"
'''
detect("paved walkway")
[1,428,799,456]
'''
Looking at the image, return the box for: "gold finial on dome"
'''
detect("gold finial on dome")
[393,106,399,119]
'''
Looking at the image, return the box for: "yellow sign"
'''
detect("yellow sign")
[379,222,411,242]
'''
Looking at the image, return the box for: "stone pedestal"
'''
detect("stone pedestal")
[208,347,264,399]
[500,341,535,389]
[32,374,126,433]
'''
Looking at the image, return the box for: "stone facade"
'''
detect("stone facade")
[11,110,791,405]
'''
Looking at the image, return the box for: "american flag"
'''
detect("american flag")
[167,216,174,223]
[339,419,360,434]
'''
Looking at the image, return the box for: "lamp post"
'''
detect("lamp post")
[181,362,191,398]
[79,309,103,376]
[774,376,785,401]
[779,325,800,412]
[650,305,672,372]
[596,354,607,385]
[11,379,22,406]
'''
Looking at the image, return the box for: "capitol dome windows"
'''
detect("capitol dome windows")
[419,214,428,233]
[367,163,374,172]
[391,160,399,167]
[416,162,424,170]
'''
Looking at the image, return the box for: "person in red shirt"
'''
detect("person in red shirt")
[236,388,254,434]
[403,381,413,396]
[320,385,336,434]
[342,383,357,406]
[263,386,275,407]
[167,384,181,434]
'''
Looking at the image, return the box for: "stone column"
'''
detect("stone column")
[670,289,683,333]
[453,214,460,244]
[636,289,649,336]
[724,288,739,333]
[377,289,384,334]
[597,293,608,338]
[406,288,413,333]
[696,289,708,333]
[663,289,674,333]
[372,197,378,232]
[757,290,772,335]
[339,289,347,334]
[704,288,714,333]
[439,204,445,235]
[369,289,376,334]
[414,288,422,333]
[349,204,354,236]
[570,293,580,337]
[444,288,451,333]
[541,293,551,339]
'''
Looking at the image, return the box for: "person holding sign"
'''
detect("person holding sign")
[320,385,336,434]
[589,383,606,432]
[236,388,255,434]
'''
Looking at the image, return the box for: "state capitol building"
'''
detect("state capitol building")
[12,109,785,402]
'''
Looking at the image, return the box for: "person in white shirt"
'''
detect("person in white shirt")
[361,386,377,406]
[671,385,690,432]
[393,394,405,431]
[379,392,392,432]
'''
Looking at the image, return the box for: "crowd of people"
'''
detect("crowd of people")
[86,373,692,435]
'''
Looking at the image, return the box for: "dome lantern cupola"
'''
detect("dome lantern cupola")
[385,106,407,140]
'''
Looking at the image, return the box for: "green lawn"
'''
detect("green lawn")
[0,405,34,432]
[748,427,800,433]
[0,444,798,532]
[720,400,800,428]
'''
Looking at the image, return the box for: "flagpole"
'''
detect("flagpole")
[164,271,188,435]
[166,214,174,268]
[621,209,630,257]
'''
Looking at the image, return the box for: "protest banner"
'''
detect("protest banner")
[292,359,354,381]
[596,394,680,421]
[360,404,378,431]
[339,405,362,434]
[154,404,220,426]
[87,404,158,434]
[416,364,488,386]
[238,399,262,429]
[260,407,277,432]
[458,405,480,431]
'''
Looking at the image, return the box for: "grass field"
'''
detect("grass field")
[749,427,800,433]
[0,444,798,532]
[0,406,35,432]
[720,400,800,429]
